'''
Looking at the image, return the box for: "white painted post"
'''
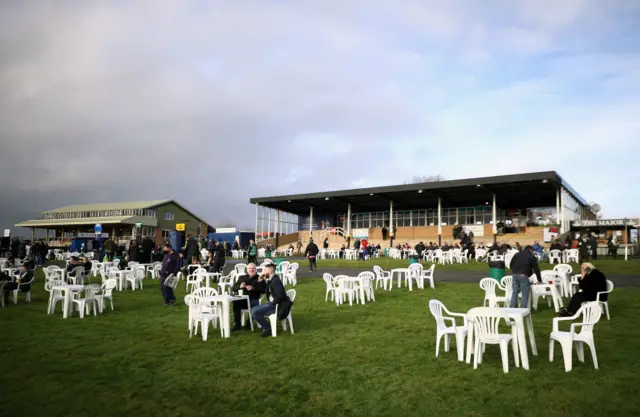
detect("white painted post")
[492,193,497,235]
[255,204,259,240]
[309,207,314,239]
[268,208,271,240]
[347,203,352,236]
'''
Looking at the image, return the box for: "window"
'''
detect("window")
[164,212,175,221]
[162,229,171,239]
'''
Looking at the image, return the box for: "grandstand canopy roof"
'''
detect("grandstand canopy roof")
[15,216,158,228]
[250,171,588,216]
[41,200,170,214]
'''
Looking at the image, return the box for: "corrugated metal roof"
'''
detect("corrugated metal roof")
[15,216,158,228]
[42,200,170,214]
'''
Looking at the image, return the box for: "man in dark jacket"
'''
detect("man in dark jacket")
[2,263,34,305]
[231,263,266,331]
[213,242,226,273]
[560,262,608,316]
[381,226,388,241]
[159,243,179,306]
[247,240,258,264]
[141,237,154,263]
[128,240,139,263]
[588,234,598,260]
[104,239,116,261]
[185,235,199,265]
[304,238,320,272]
[250,263,291,338]
[508,245,542,308]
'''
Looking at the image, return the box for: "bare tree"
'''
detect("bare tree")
[404,175,444,184]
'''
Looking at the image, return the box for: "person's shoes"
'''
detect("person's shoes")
[260,330,271,338]
[231,325,241,332]
[168,300,176,307]
[244,323,252,330]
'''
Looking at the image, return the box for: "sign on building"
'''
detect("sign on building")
[176,223,186,231]
[3,229,10,237]
[463,225,484,237]
[78,232,109,238]
[352,228,369,239]
[215,227,237,233]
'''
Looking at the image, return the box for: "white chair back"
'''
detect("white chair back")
[467,307,512,344]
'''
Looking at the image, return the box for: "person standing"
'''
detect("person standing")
[184,235,199,265]
[104,238,116,261]
[247,239,258,264]
[578,235,590,263]
[250,263,291,338]
[381,226,388,241]
[128,240,139,263]
[213,242,226,273]
[589,233,598,260]
[142,237,154,263]
[296,240,303,255]
[159,243,179,306]
[323,238,329,251]
[305,238,320,272]
[508,245,542,308]
[607,236,618,259]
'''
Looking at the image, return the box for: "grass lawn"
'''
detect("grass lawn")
[312,257,640,275]
[1,268,639,417]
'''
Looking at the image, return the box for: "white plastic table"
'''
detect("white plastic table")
[391,268,410,289]
[204,272,221,288]
[465,307,537,370]
[54,285,85,318]
[210,294,251,338]
[1,267,20,280]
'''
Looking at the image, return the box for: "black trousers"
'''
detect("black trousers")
[308,256,317,271]
[248,255,257,265]
[567,292,589,314]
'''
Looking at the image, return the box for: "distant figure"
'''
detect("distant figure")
[296,240,303,255]
[589,233,598,260]
[159,243,179,306]
[381,226,388,241]
[607,236,618,259]
[305,238,320,272]
[323,238,329,251]
[247,239,258,264]
[128,240,139,263]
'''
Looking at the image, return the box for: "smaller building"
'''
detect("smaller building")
[571,218,639,246]
[15,199,211,247]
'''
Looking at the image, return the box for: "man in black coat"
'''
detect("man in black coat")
[185,235,199,265]
[213,242,226,273]
[231,263,266,331]
[304,238,320,272]
[250,263,291,338]
[141,238,155,263]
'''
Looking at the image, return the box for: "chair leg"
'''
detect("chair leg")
[575,341,585,363]
[549,339,555,362]
[269,315,277,337]
[604,302,610,320]
[499,340,510,373]
[288,316,294,334]
[455,333,465,362]
[587,340,598,369]
[435,333,442,358]
[444,334,450,353]
[560,340,573,372]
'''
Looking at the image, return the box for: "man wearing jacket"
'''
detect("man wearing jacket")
[508,245,542,308]
[247,239,258,264]
[213,242,226,273]
[305,238,320,272]
[250,264,291,338]
[231,263,266,331]
[159,243,180,306]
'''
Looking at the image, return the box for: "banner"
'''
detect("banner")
[352,228,369,239]
[463,225,484,237]
[78,232,109,238]
[543,227,559,243]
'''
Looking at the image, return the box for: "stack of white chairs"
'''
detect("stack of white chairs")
[258,248,266,258]
[283,263,298,286]
[407,263,424,290]
[565,249,579,263]
[429,300,468,361]
[549,302,602,372]
[186,289,223,341]
[235,263,248,276]
[467,307,519,373]
[334,275,359,306]
[186,267,207,293]
[432,249,445,264]
[373,265,392,290]
[126,265,146,291]
[553,264,573,297]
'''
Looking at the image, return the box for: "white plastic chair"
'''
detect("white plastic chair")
[72,285,100,318]
[335,275,358,306]
[268,289,296,337]
[68,266,85,285]
[187,295,223,341]
[234,263,248,276]
[475,248,487,262]
[357,271,376,302]
[45,280,67,314]
[322,273,337,302]
[126,266,146,291]
[532,273,563,312]
[499,275,513,305]
[186,268,206,293]
[467,307,519,373]
[95,278,118,312]
[553,264,573,297]
[373,265,392,290]
[592,280,613,320]
[566,249,579,263]
[549,302,602,372]
[429,300,468,361]
[418,264,435,289]
[549,250,562,264]
[285,263,299,286]
[12,275,35,305]
[479,278,505,307]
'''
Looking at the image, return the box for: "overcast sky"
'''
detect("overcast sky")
[1,0,639,232]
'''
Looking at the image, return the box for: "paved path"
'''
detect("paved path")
[221,259,639,287]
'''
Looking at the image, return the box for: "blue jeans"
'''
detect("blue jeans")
[160,277,176,304]
[251,302,275,331]
[510,274,531,308]
[233,298,259,327]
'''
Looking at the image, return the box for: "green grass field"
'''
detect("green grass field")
[312,257,640,275]
[1,268,639,417]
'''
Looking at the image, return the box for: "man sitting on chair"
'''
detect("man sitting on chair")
[1,263,33,304]
[250,264,291,338]
[231,263,266,331]
[557,262,607,317]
